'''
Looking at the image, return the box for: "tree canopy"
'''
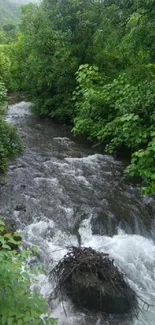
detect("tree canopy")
[0,0,20,25]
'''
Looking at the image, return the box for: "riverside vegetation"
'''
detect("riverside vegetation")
[0,85,56,323]
[0,219,56,325]
[0,0,55,317]
[0,81,22,173]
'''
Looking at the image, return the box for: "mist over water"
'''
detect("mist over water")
[1,102,155,325]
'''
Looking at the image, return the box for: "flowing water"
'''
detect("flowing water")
[0,101,155,325]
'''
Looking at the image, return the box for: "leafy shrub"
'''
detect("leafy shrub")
[0,80,7,113]
[126,138,155,194]
[0,81,22,172]
[0,219,56,325]
[73,65,155,193]
[0,47,13,90]
[0,120,22,172]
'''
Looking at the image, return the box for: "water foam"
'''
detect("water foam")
[6,101,31,123]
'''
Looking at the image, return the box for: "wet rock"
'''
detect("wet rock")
[15,204,26,212]
[50,247,138,315]
[71,271,135,314]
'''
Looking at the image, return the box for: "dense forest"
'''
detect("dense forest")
[0,0,155,195]
[0,0,20,24]
[0,0,38,25]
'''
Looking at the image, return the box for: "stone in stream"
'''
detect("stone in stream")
[50,247,138,316]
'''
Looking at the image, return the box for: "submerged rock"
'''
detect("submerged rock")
[50,247,138,315]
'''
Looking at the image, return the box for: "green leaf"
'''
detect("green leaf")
[8,317,14,325]
[0,220,5,226]
[2,315,7,325]
[2,244,12,250]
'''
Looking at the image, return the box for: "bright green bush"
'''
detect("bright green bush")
[73,65,155,194]
[0,119,23,172]
[0,81,22,172]
[0,219,56,325]
[0,46,13,90]
[126,138,155,194]
[0,80,7,111]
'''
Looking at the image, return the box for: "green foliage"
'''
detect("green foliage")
[0,0,19,24]
[0,24,19,44]
[9,0,119,120]
[126,138,155,194]
[0,118,23,173]
[0,46,13,89]
[0,219,56,325]
[73,65,155,193]
[0,0,21,30]
[0,81,7,109]
[0,82,22,172]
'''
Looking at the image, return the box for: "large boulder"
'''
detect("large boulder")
[71,271,135,314]
[51,247,138,315]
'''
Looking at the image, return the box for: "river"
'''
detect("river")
[0,101,155,325]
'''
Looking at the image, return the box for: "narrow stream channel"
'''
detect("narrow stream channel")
[0,101,155,325]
